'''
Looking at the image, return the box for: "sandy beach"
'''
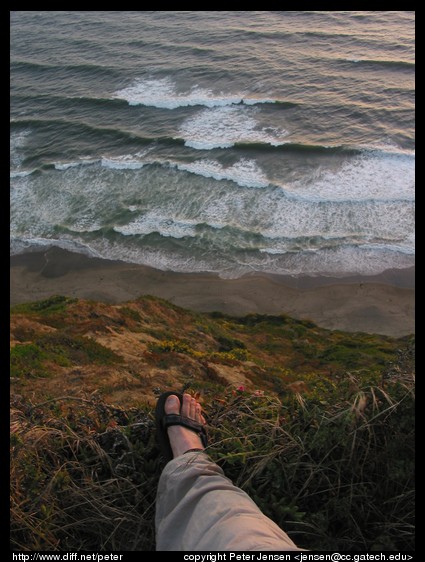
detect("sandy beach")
[10,247,414,337]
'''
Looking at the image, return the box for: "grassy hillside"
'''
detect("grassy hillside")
[10,295,415,551]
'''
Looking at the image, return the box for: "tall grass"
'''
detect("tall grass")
[10,365,414,551]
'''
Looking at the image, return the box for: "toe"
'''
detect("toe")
[164,394,181,415]
[195,402,203,424]
[189,396,197,419]
[181,393,192,417]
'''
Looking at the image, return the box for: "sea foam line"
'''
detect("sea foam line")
[35,145,415,203]
[173,158,269,189]
[49,152,270,190]
[10,236,103,258]
[10,169,36,178]
[113,77,278,109]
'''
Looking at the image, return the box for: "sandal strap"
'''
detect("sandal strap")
[162,414,208,447]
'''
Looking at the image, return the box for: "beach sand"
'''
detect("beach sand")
[10,247,415,337]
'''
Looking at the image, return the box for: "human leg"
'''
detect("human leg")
[155,394,301,551]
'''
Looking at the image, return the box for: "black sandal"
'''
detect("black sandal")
[155,391,208,463]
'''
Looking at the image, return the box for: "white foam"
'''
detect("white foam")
[10,130,30,170]
[54,156,147,172]
[178,105,289,149]
[101,156,145,170]
[83,237,216,274]
[175,158,269,188]
[243,97,276,105]
[259,248,289,255]
[262,199,413,242]
[54,156,145,172]
[10,170,35,178]
[356,142,415,158]
[253,244,415,278]
[10,236,103,258]
[75,236,414,279]
[114,213,198,239]
[113,77,277,109]
[54,159,99,170]
[55,161,85,171]
[358,242,415,255]
[10,139,415,280]
[114,77,241,109]
[67,218,103,233]
[53,148,153,172]
[285,150,415,202]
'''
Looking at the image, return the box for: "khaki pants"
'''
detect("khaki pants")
[155,451,302,551]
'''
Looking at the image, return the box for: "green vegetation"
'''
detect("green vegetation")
[11,295,77,315]
[209,379,414,551]
[10,371,414,551]
[10,295,415,551]
[11,333,123,379]
[11,343,48,378]
[34,332,124,366]
[146,338,251,363]
[119,306,142,323]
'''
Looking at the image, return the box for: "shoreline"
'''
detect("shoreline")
[10,248,415,337]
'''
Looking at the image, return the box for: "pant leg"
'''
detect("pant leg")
[155,451,301,551]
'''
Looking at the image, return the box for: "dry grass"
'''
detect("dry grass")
[11,364,414,551]
[10,296,415,551]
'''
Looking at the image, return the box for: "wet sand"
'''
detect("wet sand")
[10,247,415,337]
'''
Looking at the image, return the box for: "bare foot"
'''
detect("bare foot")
[165,393,206,458]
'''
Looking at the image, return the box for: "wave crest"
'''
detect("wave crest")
[178,105,289,149]
[113,77,279,109]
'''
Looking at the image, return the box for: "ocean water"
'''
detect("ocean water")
[10,11,415,278]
